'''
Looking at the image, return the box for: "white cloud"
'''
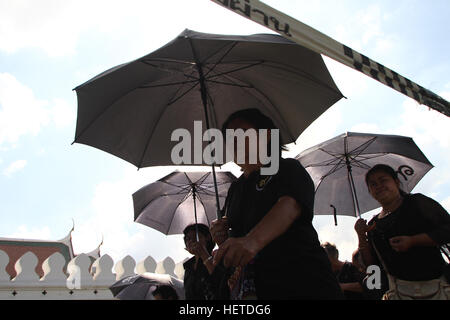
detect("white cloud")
[0,0,267,57]
[0,73,75,148]
[284,102,343,158]
[3,159,27,177]
[333,3,397,60]
[5,225,52,240]
[349,122,381,134]
[70,165,203,263]
[70,164,242,263]
[49,98,76,129]
[0,73,50,147]
[0,1,81,57]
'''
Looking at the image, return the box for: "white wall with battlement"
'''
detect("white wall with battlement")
[0,249,187,300]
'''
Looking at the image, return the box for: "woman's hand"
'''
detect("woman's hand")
[185,240,209,261]
[389,236,414,252]
[213,235,260,268]
[228,266,242,291]
[354,218,370,236]
[210,217,229,245]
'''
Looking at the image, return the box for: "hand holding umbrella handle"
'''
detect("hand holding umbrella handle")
[354,218,371,236]
[210,217,229,245]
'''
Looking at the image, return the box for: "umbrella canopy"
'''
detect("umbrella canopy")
[133,170,236,235]
[73,29,343,168]
[296,132,433,219]
[110,272,185,300]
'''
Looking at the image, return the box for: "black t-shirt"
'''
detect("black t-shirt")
[368,193,450,281]
[335,262,366,300]
[224,158,343,299]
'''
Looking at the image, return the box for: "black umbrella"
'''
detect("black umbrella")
[296,132,433,223]
[110,272,184,300]
[73,29,343,219]
[133,170,235,236]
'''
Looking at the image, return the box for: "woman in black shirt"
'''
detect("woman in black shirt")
[211,108,343,300]
[355,164,450,299]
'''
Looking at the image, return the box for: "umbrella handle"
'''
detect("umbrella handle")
[330,204,337,226]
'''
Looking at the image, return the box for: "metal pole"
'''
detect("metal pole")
[190,37,222,220]
[345,136,361,218]
[192,185,199,242]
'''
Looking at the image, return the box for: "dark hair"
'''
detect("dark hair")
[321,242,339,259]
[365,164,408,196]
[183,223,215,253]
[152,285,179,300]
[221,108,288,153]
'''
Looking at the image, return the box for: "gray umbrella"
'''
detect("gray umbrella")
[296,132,433,222]
[72,29,343,217]
[133,170,235,235]
[110,272,185,300]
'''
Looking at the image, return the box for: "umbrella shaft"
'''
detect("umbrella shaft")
[190,39,222,220]
[347,165,361,218]
[192,189,200,242]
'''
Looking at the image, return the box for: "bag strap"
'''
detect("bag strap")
[370,234,398,291]
[369,234,389,274]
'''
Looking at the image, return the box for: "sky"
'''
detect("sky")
[0,0,449,269]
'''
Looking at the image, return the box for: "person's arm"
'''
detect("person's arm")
[213,195,301,268]
[389,194,450,252]
[389,233,438,252]
[354,218,376,266]
[414,194,450,245]
[340,282,364,293]
[187,241,216,275]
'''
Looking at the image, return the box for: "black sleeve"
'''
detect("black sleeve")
[412,193,450,245]
[349,264,366,284]
[276,158,315,222]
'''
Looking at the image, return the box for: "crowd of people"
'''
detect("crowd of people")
[154,108,450,300]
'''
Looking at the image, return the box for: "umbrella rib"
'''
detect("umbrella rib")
[160,180,192,194]
[138,79,198,89]
[205,61,265,80]
[136,77,201,168]
[142,58,196,66]
[206,60,343,97]
[165,81,200,107]
[194,193,212,227]
[347,137,378,158]
[210,71,296,143]
[140,59,200,83]
[206,79,254,88]
[203,41,238,79]
[136,193,187,223]
[166,193,191,234]
[319,161,347,180]
[306,148,348,167]
[260,62,344,96]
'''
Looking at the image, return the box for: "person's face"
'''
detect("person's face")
[225,117,270,166]
[366,170,401,205]
[184,229,208,253]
